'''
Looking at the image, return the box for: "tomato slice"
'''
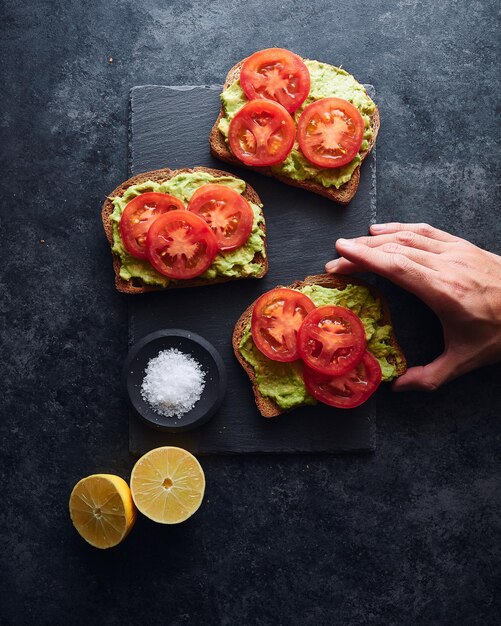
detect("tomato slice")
[240,48,311,114]
[228,99,296,167]
[119,192,186,259]
[303,351,382,409]
[251,288,316,362]
[187,184,254,251]
[145,210,218,279]
[297,97,365,168]
[297,305,366,375]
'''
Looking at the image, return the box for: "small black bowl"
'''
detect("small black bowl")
[123,329,227,433]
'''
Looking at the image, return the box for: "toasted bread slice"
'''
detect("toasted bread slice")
[233,273,407,418]
[209,60,380,206]
[102,166,268,294]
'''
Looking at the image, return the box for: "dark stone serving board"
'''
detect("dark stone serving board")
[128,84,377,455]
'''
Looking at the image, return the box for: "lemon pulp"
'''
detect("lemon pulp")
[130,446,205,524]
[69,474,136,549]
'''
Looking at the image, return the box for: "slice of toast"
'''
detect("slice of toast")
[209,59,380,206]
[233,273,407,418]
[101,166,268,294]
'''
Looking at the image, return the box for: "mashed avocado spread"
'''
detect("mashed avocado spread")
[218,60,376,190]
[239,284,403,410]
[110,172,266,287]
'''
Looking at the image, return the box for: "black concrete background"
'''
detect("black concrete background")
[1,1,500,624]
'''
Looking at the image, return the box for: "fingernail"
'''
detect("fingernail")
[371,224,386,232]
[337,238,355,249]
[325,259,339,272]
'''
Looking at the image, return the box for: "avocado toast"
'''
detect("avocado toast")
[102,167,268,294]
[233,274,406,417]
[210,53,379,205]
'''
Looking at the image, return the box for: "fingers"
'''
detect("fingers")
[325,245,437,273]
[334,238,438,295]
[351,232,449,254]
[357,241,441,271]
[392,352,457,392]
[370,222,461,243]
[325,257,365,274]
[326,223,457,277]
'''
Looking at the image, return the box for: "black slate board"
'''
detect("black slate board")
[128,84,377,455]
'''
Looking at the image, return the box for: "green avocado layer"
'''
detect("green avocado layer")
[110,172,266,287]
[239,284,404,410]
[218,59,376,190]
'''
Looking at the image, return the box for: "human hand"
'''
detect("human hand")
[325,223,501,391]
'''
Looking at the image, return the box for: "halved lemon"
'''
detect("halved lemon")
[130,446,205,524]
[69,474,137,549]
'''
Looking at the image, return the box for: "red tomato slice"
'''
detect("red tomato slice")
[145,210,218,279]
[251,288,316,362]
[240,48,311,114]
[228,99,296,167]
[303,351,382,409]
[187,184,254,251]
[119,192,186,259]
[297,97,365,168]
[297,305,366,375]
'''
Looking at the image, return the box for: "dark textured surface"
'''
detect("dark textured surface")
[1,1,500,624]
[129,85,376,455]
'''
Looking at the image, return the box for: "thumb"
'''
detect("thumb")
[392,352,457,392]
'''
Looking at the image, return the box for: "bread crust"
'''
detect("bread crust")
[101,166,268,294]
[209,59,380,206]
[232,274,407,418]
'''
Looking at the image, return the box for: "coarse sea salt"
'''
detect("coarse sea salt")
[140,348,206,419]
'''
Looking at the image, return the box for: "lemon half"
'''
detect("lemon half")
[130,446,205,524]
[69,474,137,549]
